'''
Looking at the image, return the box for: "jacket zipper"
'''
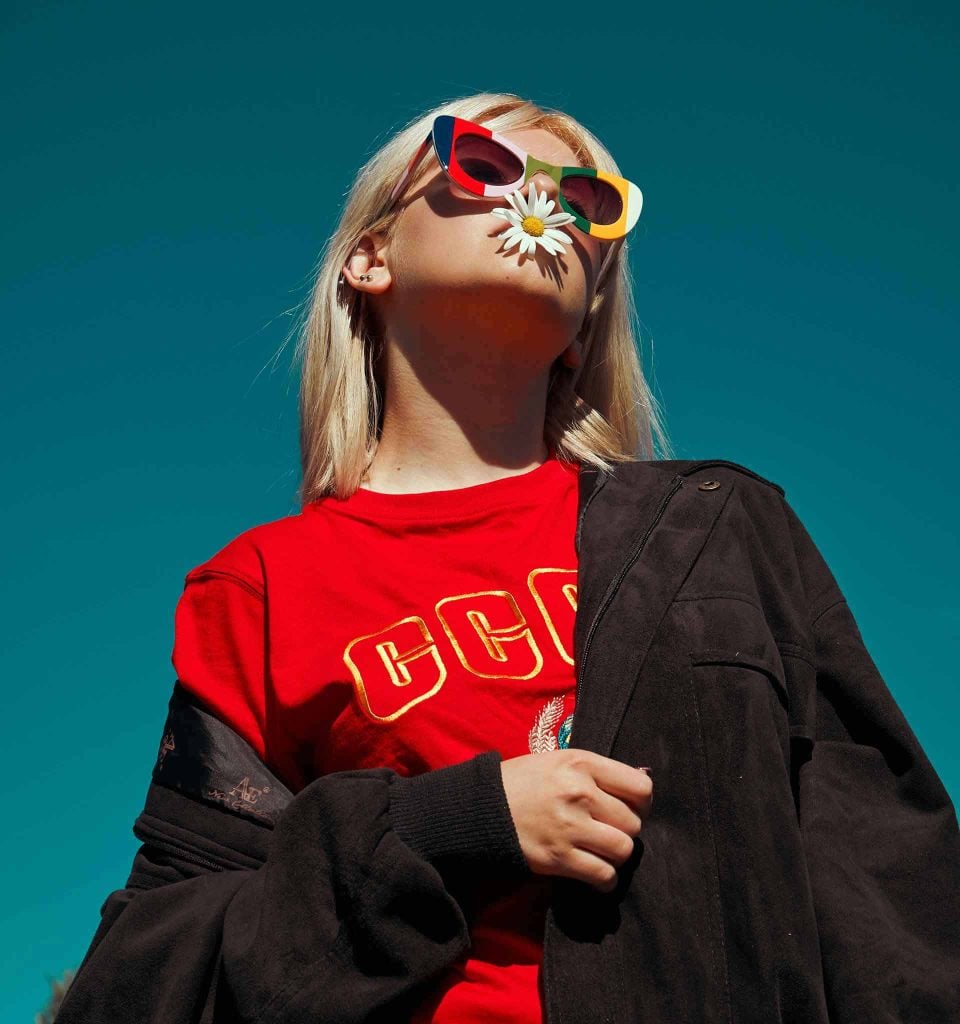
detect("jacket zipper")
[544,476,684,1024]
[134,830,227,873]
[544,477,679,1024]
[574,475,684,721]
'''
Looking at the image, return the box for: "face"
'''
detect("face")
[346,125,613,371]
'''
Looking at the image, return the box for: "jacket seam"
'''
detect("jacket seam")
[674,591,764,611]
[810,594,845,628]
[575,469,608,554]
[674,592,815,656]
[779,644,816,668]
[579,469,608,524]
[678,459,785,496]
[682,663,734,1022]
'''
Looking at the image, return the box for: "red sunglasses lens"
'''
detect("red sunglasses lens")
[452,132,524,186]
[560,175,623,226]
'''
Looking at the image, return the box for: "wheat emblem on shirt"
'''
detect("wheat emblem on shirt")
[529,695,574,752]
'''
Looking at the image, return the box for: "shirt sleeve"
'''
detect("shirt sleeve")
[172,569,269,759]
[782,496,960,1021]
[170,534,308,794]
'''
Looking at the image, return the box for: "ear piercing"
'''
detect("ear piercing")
[358,274,372,281]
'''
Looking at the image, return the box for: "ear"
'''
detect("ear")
[341,231,392,295]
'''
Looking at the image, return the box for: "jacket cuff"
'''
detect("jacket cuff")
[388,750,531,879]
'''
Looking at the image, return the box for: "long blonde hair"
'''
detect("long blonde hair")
[290,92,674,504]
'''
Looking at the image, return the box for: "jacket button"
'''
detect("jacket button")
[698,480,722,491]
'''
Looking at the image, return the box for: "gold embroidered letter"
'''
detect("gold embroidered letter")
[344,616,447,722]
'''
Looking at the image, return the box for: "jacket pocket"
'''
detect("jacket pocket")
[688,645,788,709]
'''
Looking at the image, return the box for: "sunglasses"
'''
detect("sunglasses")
[387,115,643,241]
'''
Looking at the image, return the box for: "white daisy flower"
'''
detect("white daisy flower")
[490,181,577,257]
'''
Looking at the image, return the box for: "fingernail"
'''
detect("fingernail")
[634,765,652,776]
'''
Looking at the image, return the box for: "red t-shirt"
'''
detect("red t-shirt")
[171,451,582,1022]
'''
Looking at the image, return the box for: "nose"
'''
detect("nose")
[521,171,560,206]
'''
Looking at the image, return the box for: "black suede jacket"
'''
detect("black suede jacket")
[57,458,960,1023]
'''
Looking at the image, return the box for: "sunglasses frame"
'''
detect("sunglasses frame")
[387,114,643,242]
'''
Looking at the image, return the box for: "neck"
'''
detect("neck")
[361,320,557,493]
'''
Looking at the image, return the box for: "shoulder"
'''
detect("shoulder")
[612,456,793,547]
[649,458,840,598]
[183,507,314,595]
[593,456,788,519]
[637,457,785,498]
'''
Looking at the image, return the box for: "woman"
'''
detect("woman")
[57,92,959,1024]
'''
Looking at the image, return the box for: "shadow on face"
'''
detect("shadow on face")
[396,124,609,299]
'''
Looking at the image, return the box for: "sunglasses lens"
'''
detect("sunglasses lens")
[453,132,524,186]
[560,175,623,226]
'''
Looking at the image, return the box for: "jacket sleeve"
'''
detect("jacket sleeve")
[781,495,960,1021]
[55,567,532,1023]
[55,700,531,1024]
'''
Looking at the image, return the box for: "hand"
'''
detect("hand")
[500,749,653,893]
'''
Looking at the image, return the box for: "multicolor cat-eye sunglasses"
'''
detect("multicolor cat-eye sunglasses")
[386,114,643,241]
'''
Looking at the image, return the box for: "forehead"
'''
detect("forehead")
[495,126,585,169]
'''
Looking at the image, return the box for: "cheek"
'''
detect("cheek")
[394,200,598,311]
[394,210,509,283]
[396,204,488,260]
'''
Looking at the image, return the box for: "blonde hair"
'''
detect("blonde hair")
[289,92,674,504]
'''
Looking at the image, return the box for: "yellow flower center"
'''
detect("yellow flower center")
[521,215,545,237]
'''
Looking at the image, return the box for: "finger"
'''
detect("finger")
[584,752,653,815]
[576,818,638,869]
[587,785,645,838]
[562,845,621,892]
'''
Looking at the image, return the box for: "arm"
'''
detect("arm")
[57,690,529,1024]
[57,568,530,1024]
[782,496,960,1021]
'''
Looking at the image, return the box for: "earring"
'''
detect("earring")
[358,274,372,282]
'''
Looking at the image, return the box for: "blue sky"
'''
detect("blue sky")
[3,1,957,1018]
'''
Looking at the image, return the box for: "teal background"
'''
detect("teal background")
[3,1,957,1018]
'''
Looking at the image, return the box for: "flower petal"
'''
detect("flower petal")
[544,228,573,244]
[543,211,576,225]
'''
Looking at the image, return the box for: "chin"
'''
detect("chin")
[402,261,585,330]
